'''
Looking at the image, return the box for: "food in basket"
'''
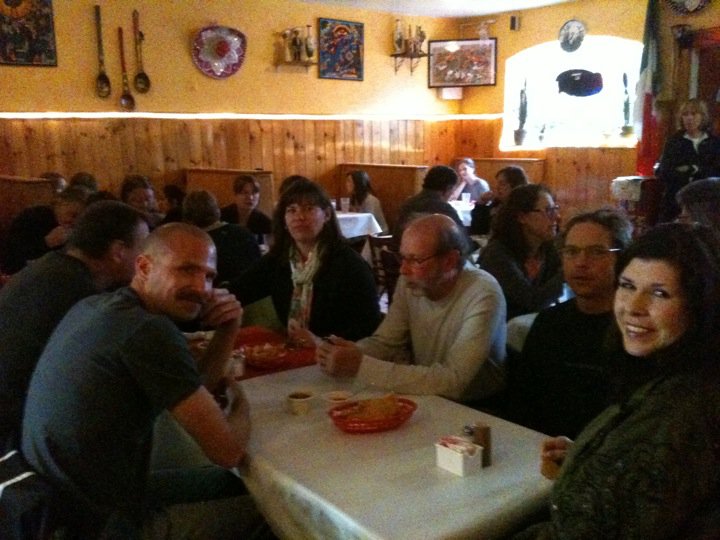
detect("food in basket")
[242,342,287,368]
[338,395,399,421]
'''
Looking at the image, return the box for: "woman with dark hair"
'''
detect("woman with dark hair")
[656,98,720,222]
[345,170,388,232]
[229,179,381,342]
[516,223,720,539]
[220,174,272,247]
[159,184,186,224]
[478,184,562,319]
[470,165,528,235]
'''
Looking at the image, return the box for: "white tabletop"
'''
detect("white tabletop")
[239,366,552,540]
[449,200,474,227]
[336,212,382,238]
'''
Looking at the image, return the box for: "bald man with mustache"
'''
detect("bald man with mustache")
[21,223,270,539]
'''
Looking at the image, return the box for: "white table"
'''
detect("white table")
[449,200,474,227]
[239,366,552,540]
[336,211,382,238]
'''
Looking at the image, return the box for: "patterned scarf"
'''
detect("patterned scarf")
[287,244,322,331]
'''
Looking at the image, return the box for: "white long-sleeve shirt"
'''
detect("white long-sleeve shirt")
[356,264,507,400]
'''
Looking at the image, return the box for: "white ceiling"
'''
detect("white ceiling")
[300,0,574,18]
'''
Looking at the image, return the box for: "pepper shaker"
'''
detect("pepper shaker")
[464,422,492,467]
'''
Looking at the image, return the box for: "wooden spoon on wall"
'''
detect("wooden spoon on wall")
[132,10,151,93]
[118,27,135,111]
[93,5,111,98]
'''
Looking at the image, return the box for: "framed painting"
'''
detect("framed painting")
[318,17,363,81]
[428,38,496,88]
[0,0,57,66]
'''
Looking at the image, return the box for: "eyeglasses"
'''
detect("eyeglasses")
[395,252,441,267]
[558,245,621,259]
[530,205,561,217]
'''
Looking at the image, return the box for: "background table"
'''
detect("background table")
[239,366,552,540]
[449,200,474,227]
[336,211,382,238]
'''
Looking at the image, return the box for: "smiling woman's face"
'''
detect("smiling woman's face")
[614,258,690,357]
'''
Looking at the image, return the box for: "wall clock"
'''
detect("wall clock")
[558,19,586,53]
[666,0,711,13]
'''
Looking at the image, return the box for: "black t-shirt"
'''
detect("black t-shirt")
[22,287,201,510]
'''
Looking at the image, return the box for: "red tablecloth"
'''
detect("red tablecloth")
[236,326,316,380]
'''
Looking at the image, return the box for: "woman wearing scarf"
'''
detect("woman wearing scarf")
[229,178,381,344]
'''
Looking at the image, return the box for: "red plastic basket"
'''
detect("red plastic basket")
[328,398,417,434]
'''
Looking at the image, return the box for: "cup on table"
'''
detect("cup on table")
[461,192,471,203]
[331,200,337,210]
[340,197,350,212]
[287,390,314,415]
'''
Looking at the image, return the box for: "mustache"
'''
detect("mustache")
[176,290,210,305]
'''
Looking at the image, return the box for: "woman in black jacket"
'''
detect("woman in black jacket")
[229,178,381,343]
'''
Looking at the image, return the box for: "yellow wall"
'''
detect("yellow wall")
[0,0,457,114]
[3,1,719,115]
[460,0,646,113]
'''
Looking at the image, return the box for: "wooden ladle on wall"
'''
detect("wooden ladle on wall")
[93,5,111,98]
[132,10,151,93]
[118,27,136,111]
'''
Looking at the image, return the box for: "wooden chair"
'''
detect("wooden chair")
[367,234,399,304]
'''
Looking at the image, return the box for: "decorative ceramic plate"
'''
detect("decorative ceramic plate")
[666,0,711,14]
[191,25,247,79]
[558,19,586,53]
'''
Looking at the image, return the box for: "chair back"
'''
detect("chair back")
[368,233,400,306]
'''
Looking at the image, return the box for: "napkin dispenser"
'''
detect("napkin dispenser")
[435,436,484,476]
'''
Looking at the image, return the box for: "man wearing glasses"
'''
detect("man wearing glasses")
[508,208,633,438]
[317,214,507,402]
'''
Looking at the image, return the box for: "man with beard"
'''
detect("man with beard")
[508,208,633,438]
[21,223,269,538]
[316,214,506,402]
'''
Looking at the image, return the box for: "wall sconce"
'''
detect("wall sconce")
[671,24,693,48]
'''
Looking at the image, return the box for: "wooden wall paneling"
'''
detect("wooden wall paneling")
[0,122,13,175]
[320,119,338,191]
[360,119,371,164]
[271,120,285,187]
[0,176,56,241]
[40,120,63,175]
[211,120,230,169]
[22,121,44,176]
[394,120,406,164]
[116,120,138,181]
[301,119,316,181]
[229,120,251,169]
[7,120,30,176]
[259,120,275,178]
[132,119,164,179]
[159,120,181,182]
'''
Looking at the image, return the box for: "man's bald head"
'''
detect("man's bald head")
[404,214,469,270]
[140,222,215,260]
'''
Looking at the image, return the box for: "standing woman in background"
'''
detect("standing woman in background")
[655,98,720,222]
[478,184,563,319]
[346,170,388,232]
[220,174,273,247]
[449,157,490,202]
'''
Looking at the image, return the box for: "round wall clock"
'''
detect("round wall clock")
[558,19,586,53]
[666,0,711,14]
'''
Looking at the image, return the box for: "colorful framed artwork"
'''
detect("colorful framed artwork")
[318,17,363,81]
[428,38,497,88]
[0,0,57,66]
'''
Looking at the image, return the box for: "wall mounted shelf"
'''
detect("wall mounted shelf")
[274,60,317,72]
[390,51,428,74]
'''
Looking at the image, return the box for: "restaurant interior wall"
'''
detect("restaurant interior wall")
[2,1,717,222]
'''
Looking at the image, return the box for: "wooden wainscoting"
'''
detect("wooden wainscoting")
[0,117,637,224]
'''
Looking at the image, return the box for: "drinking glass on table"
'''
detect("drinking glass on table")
[340,197,351,212]
[461,192,471,203]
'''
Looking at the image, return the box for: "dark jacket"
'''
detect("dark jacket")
[229,242,381,341]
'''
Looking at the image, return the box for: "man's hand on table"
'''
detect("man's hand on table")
[316,336,363,377]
